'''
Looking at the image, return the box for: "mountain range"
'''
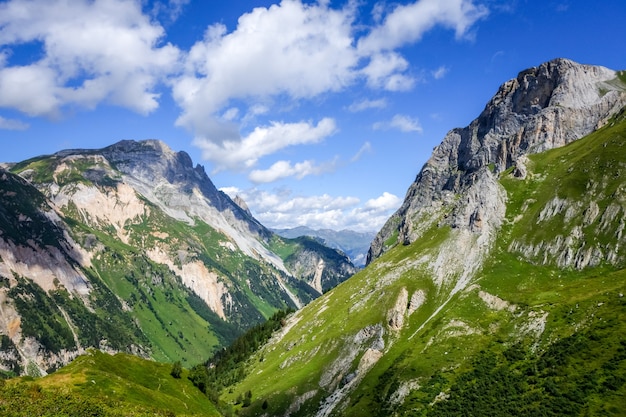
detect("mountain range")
[1,58,626,416]
[271,227,376,268]
[0,139,355,375]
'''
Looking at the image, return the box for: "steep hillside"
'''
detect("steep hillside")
[0,140,355,375]
[220,60,626,416]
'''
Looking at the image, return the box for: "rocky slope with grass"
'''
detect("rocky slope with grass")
[0,140,355,376]
[369,58,626,263]
[221,59,626,416]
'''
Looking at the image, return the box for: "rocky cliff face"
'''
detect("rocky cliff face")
[0,140,355,375]
[369,58,626,263]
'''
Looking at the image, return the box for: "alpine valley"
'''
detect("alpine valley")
[2,58,626,417]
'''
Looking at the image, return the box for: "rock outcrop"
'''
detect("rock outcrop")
[369,59,626,263]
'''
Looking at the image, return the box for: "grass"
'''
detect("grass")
[0,350,221,416]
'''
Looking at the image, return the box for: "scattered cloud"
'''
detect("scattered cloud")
[173,1,359,141]
[221,187,401,233]
[360,52,415,91]
[347,98,388,112]
[173,0,487,171]
[249,158,339,183]
[0,0,489,185]
[193,118,337,172]
[0,115,28,130]
[373,114,423,133]
[358,0,489,53]
[0,0,179,117]
[432,65,449,79]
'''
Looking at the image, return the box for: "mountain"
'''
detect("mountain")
[272,226,376,267]
[0,140,355,375]
[220,59,626,416]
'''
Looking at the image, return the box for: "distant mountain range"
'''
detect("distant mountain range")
[271,226,376,267]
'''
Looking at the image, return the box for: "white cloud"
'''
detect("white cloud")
[360,52,415,91]
[173,1,358,139]
[0,0,179,117]
[364,192,402,211]
[0,115,28,130]
[222,107,239,121]
[432,65,449,79]
[220,187,401,233]
[175,0,487,171]
[373,114,423,133]
[358,0,489,53]
[0,0,489,177]
[391,114,423,132]
[193,118,337,172]
[347,98,388,112]
[249,158,338,183]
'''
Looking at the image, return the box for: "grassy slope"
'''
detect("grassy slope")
[0,350,220,416]
[224,111,626,416]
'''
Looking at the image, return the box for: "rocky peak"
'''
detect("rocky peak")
[233,195,253,216]
[102,140,213,197]
[368,59,626,263]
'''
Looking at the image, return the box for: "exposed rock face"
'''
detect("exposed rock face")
[369,59,626,263]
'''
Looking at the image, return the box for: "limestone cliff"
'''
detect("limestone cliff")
[369,58,626,263]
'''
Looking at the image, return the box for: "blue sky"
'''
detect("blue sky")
[0,0,624,233]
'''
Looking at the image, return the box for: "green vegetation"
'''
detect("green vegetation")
[8,276,76,355]
[0,170,70,251]
[426,295,626,416]
[0,350,220,416]
[188,309,292,400]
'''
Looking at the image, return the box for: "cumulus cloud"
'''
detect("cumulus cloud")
[0,0,488,183]
[0,0,179,117]
[220,187,401,232]
[193,117,337,172]
[373,114,423,133]
[249,158,339,183]
[364,192,402,211]
[151,0,191,23]
[360,52,415,91]
[0,115,28,130]
[173,1,358,137]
